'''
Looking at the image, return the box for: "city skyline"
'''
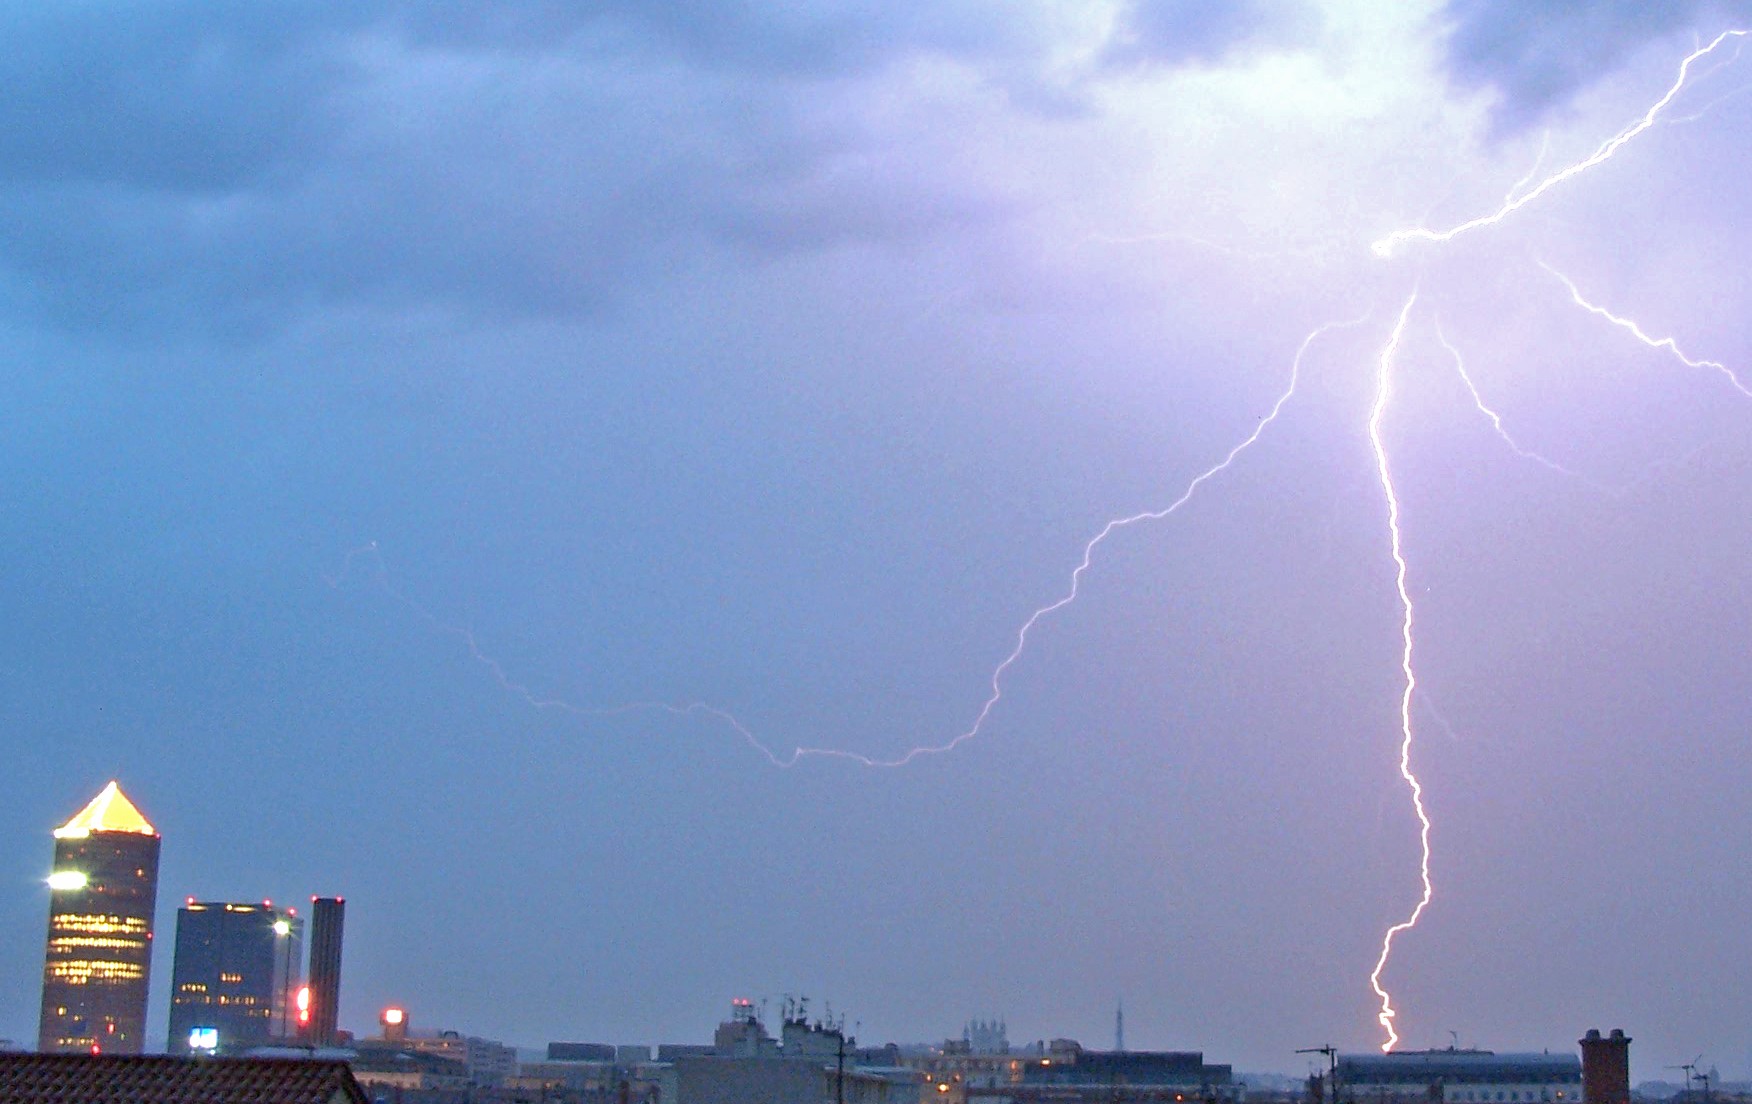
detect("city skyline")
[4,0,1752,1075]
[0,779,1717,1080]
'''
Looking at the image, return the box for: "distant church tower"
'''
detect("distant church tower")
[1115,999,1125,1052]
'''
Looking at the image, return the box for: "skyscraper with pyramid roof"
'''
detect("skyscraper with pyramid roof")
[37,781,162,1054]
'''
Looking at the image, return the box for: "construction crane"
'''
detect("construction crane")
[1297,1045,1340,1104]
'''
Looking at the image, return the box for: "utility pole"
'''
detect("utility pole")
[836,1027,847,1104]
[1297,1046,1340,1104]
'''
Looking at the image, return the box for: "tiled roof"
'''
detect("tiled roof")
[54,781,157,838]
[0,1054,369,1104]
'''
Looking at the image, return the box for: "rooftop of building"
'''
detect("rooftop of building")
[183,901,295,913]
[1022,1050,1233,1087]
[0,1053,367,1104]
[54,781,157,839]
[1338,1050,1582,1083]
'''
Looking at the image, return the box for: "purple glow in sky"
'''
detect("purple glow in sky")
[4,0,1752,1077]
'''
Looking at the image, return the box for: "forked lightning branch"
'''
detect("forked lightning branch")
[335,30,1751,1053]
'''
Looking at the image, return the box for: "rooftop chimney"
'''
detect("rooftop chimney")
[1580,1028,1631,1104]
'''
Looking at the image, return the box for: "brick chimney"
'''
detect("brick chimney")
[1580,1028,1631,1104]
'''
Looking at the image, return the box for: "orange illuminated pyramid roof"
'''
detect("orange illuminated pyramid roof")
[54,781,157,839]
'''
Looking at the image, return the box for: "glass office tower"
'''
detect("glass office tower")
[168,901,304,1053]
[37,782,161,1054]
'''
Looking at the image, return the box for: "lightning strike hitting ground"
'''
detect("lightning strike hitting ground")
[337,316,1365,769]
[1540,261,1752,398]
[1364,293,1433,1054]
[1371,29,1748,258]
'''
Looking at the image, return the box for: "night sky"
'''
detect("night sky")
[4,0,1752,1078]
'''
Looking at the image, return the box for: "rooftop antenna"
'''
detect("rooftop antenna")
[1667,1057,1704,1096]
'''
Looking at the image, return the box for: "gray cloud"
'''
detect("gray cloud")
[1439,0,1752,124]
[0,2,1063,333]
[0,0,1337,335]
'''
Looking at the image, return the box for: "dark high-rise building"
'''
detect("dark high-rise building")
[167,902,304,1054]
[37,782,161,1055]
[304,897,345,1045]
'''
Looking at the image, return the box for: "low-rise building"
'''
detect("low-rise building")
[354,1029,517,1088]
[1336,1050,1583,1104]
[549,1043,618,1063]
[349,1049,472,1094]
[517,1060,616,1093]
[670,1055,917,1104]
[1012,1041,1237,1102]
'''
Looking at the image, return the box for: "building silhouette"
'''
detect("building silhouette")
[1336,1048,1582,1104]
[167,901,304,1054]
[37,782,162,1054]
[1579,1029,1632,1104]
[304,897,345,1045]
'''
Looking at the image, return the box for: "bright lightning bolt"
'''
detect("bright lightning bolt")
[1371,29,1749,258]
[1540,261,1752,398]
[1364,292,1432,1054]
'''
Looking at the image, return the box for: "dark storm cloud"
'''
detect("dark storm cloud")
[0,56,982,331]
[1439,0,1752,124]
[0,5,353,192]
[0,2,1024,330]
[0,1,1306,334]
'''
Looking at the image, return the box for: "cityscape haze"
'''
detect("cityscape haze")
[5,0,1752,1086]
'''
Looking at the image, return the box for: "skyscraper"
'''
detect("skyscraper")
[37,781,161,1054]
[304,897,345,1045]
[167,902,304,1054]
